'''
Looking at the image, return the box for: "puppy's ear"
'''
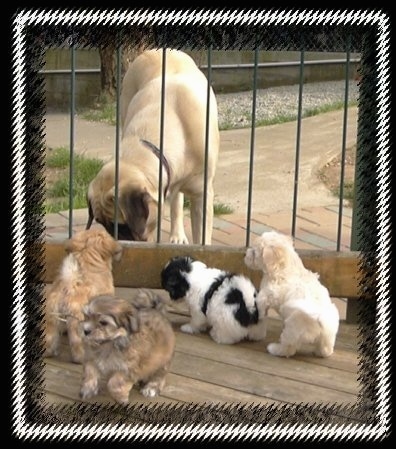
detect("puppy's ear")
[64,235,82,253]
[262,244,288,272]
[102,232,123,261]
[119,307,140,333]
[112,241,123,262]
[128,313,140,333]
[118,189,151,241]
[64,238,73,253]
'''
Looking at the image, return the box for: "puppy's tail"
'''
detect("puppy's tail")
[282,300,340,335]
[318,302,340,336]
[130,289,168,315]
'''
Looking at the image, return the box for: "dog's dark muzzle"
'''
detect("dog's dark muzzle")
[104,221,147,241]
[88,219,146,242]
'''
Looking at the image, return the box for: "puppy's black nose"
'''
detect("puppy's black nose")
[84,328,91,336]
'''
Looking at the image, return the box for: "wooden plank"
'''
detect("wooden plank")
[44,345,357,407]
[43,241,361,298]
[170,312,359,372]
[44,361,180,406]
[173,332,359,396]
[44,361,279,407]
[170,352,358,404]
[44,353,279,405]
[44,302,359,377]
[43,317,358,407]
[45,392,77,405]
[41,275,360,408]
[160,373,280,405]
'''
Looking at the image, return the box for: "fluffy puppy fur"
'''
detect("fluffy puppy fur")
[80,292,175,404]
[161,256,267,344]
[44,228,122,364]
[244,230,340,358]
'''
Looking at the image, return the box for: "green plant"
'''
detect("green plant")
[79,97,117,125]
[46,146,73,168]
[79,94,358,131]
[213,202,234,215]
[252,101,358,130]
[316,143,356,206]
[183,198,234,216]
[45,147,104,213]
[332,182,355,204]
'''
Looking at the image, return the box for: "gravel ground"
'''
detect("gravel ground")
[216,80,359,129]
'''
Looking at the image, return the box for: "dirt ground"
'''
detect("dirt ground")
[317,144,356,200]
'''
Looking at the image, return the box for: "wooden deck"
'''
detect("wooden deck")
[44,287,360,411]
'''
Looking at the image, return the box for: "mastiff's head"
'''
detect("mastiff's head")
[86,160,158,241]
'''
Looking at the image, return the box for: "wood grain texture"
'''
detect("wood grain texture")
[43,241,361,298]
[42,287,360,409]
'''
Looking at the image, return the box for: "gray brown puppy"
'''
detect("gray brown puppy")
[86,48,220,244]
[43,228,122,364]
[79,291,175,404]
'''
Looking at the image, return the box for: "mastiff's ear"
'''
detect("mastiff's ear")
[85,185,116,232]
[86,196,94,230]
[118,189,151,241]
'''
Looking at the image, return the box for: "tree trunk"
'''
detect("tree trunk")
[98,46,116,101]
[99,45,145,102]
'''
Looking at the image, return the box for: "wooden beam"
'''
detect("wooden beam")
[43,240,361,298]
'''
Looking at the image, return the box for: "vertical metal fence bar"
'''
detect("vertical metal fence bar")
[202,46,213,246]
[68,44,76,238]
[60,48,357,250]
[156,48,166,243]
[291,49,305,238]
[245,48,259,248]
[336,44,351,251]
[113,45,122,240]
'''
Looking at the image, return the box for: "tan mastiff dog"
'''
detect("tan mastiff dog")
[86,49,220,244]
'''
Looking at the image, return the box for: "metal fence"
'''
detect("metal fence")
[52,47,359,251]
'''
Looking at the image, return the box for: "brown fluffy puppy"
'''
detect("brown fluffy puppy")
[79,292,175,404]
[44,228,122,363]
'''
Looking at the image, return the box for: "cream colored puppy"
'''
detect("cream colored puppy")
[244,231,340,358]
[87,49,220,244]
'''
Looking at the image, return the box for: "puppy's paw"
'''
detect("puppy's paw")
[44,336,60,358]
[79,382,98,400]
[43,347,58,358]
[314,346,334,358]
[71,353,85,364]
[209,329,239,344]
[247,321,267,341]
[267,342,296,357]
[70,345,85,364]
[140,385,159,398]
[180,323,200,334]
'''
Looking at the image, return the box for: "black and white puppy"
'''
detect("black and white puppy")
[161,256,267,344]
